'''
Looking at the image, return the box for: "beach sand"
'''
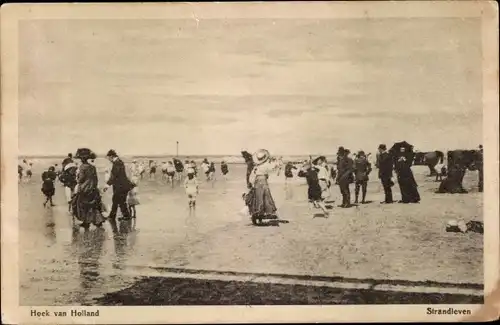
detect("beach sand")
[18,159,483,305]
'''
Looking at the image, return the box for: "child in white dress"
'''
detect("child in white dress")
[184,172,199,208]
[127,176,140,219]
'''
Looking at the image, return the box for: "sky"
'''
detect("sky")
[18,18,483,156]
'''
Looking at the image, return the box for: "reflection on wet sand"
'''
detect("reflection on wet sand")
[43,207,57,246]
[75,228,106,289]
[109,219,137,269]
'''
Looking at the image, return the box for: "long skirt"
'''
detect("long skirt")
[397,170,421,203]
[248,176,277,217]
[72,190,106,226]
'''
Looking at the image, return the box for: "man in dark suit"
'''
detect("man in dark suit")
[377,144,394,204]
[336,148,354,208]
[104,149,133,220]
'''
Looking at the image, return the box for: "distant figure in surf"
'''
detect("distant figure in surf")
[284,161,297,184]
[149,160,157,180]
[221,161,229,180]
[208,162,216,181]
[18,164,23,182]
[275,157,284,176]
[201,158,210,181]
[165,161,176,185]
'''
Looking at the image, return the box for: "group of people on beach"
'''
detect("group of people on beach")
[39,149,138,229]
[36,149,237,229]
[241,144,424,221]
[31,141,481,227]
[18,159,34,183]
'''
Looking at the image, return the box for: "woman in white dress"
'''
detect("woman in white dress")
[184,171,199,208]
[312,156,331,201]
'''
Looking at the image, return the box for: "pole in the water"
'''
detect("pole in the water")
[176,141,179,157]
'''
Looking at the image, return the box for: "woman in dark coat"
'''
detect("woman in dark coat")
[241,151,255,189]
[284,161,297,183]
[41,166,57,207]
[73,148,105,229]
[220,161,229,180]
[394,147,420,203]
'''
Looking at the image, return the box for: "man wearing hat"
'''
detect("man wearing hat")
[104,149,134,220]
[353,150,372,204]
[377,144,394,204]
[336,148,354,207]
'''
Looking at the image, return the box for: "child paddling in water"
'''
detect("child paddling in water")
[41,166,57,207]
[127,176,140,219]
[184,171,199,208]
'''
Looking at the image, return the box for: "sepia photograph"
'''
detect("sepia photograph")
[2,1,499,323]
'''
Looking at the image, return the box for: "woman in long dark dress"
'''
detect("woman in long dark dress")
[73,148,106,229]
[241,151,255,189]
[395,147,420,203]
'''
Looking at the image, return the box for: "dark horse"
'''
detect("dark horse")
[413,151,445,176]
[436,150,481,194]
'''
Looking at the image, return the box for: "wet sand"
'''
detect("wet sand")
[18,160,483,305]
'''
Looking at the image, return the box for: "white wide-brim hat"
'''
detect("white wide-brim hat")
[253,149,270,166]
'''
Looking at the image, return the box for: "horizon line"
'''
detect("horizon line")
[17,153,337,158]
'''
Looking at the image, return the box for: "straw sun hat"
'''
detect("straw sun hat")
[253,149,271,166]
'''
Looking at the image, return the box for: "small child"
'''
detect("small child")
[184,172,199,208]
[127,177,140,219]
[41,166,57,207]
[298,164,329,217]
[166,161,176,184]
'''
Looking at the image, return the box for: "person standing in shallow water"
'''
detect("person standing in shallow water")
[220,161,229,180]
[41,166,57,207]
[73,148,105,229]
[184,171,199,208]
[18,164,23,182]
[354,151,372,204]
[208,162,216,181]
[149,160,157,180]
[127,176,140,219]
[104,149,134,221]
[395,147,420,203]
